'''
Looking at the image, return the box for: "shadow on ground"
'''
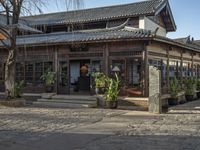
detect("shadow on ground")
[0,131,200,150]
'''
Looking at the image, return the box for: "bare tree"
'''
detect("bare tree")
[0,0,83,99]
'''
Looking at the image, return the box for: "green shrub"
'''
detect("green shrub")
[105,73,120,102]
[92,72,107,88]
[169,76,180,98]
[14,80,25,98]
[40,69,56,86]
[196,79,200,91]
[184,77,196,95]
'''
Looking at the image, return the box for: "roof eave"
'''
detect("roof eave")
[153,37,200,52]
[0,37,152,48]
[154,0,177,32]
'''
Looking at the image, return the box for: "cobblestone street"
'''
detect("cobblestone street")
[0,100,200,150]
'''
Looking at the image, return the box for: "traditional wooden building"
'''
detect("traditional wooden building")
[0,0,200,99]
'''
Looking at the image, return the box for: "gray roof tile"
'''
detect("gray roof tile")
[174,37,200,51]
[22,0,165,26]
[12,26,153,46]
[194,40,200,46]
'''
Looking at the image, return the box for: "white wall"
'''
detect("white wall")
[139,16,167,37]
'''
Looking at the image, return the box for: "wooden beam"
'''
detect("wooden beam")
[103,43,109,75]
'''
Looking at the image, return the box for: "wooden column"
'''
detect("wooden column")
[144,44,149,97]
[103,43,109,75]
[191,53,194,77]
[141,51,145,96]
[180,50,183,87]
[166,49,170,92]
[54,46,58,94]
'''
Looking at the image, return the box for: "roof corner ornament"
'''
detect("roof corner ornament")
[187,35,191,44]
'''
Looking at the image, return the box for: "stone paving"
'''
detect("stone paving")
[0,100,200,150]
[0,107,126,146]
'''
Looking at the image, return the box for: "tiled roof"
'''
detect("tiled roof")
[0,25,199,52]
[22,0,166,26]
[0,21,197,52]
[11,26,153,46]
[0,15,41,33]
[173,37,200,51]
[174,36,190,44]
[194,40,200,46]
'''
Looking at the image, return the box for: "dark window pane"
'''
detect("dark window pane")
[16,63,24,81]
[35,62,43,84]
[0,63,4,81]
[25,63,34,84]
[44,62,53,72]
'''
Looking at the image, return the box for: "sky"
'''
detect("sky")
[42,0,200,40]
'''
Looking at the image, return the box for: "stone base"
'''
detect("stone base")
[0,99,26,107]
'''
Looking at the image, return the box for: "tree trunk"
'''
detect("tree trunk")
[5,49,16,99]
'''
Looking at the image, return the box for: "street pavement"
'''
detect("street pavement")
[0,100,200,150]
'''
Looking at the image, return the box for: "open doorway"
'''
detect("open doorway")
[70,59,91,95]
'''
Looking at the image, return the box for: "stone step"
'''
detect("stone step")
[33,95,98,108]
[51,95,97,101]
[37,99,97,105]
[33,101,97,108]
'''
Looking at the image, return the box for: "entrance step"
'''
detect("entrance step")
[33,95,98,108]
[51,95,97,101]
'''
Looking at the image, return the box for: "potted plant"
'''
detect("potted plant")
[184,77,195,101]
[196,79,200,99]
[92,72,107,95]
[104,73,120,109]
[14,80,25,98]
[168,77,179,105]
[41,69,56,93]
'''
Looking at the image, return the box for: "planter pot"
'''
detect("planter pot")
[95,87,99,95]
[45,85,54,93]
[185,95,194,102]
[197,92,200,99]
[168,98,178,106]
[105,101,118,109]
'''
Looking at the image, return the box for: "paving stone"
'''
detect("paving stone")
[0,100,200,149]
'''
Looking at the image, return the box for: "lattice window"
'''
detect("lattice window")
[111,60,126,85]
[16,63,25,81]
[35,62,43,84]
[0,63,4,81]
[91,60,102,72]
[59,61,68,86]
[44,62,53,72]
[110,51,142,57]
[25,63,34,84]
[20,61,54,85]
